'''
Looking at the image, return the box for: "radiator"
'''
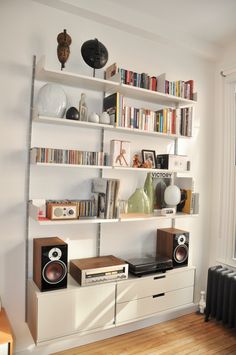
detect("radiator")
[205,265,236,328]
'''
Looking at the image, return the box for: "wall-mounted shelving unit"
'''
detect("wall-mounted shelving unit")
[26,55,198,345]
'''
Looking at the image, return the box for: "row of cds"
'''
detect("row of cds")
[31,148,109,166]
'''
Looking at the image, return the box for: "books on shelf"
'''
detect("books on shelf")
[91,178,120,219]
[103,93,193,136]
[31,147,108,166]
[105,63,196,101]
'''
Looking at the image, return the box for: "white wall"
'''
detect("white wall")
[0,0,214,353]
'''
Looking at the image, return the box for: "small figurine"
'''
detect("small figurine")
[132,153,142,168]
[115,148,128,166]
[57,29,72,71]
[79,93,88,121]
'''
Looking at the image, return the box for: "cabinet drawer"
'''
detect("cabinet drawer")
[36,283,115,342]
[117,268,194,303]
[116,286,193,324]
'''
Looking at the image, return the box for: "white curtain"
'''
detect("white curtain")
[216,74,236,265]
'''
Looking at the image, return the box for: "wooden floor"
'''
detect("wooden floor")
[53,313,236,355]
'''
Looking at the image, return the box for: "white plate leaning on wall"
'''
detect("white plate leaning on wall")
[36,83,67,118]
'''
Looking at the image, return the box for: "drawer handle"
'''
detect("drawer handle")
[153,293,165,298]
[153,275,166,280]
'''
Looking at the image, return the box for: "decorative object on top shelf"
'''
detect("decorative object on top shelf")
[99,111,110,124]
[110,140,131,167]
[144,173,154,213]
[81,38,108,77]
[141,150,156,169]
[132,153,142,168]
[57,29,72,70]
[66,106,79,120]
[164,184,181,211]
[36,83,67,118]
[88,112,99,123]
[78,93,88,121]
[127,187,150,214]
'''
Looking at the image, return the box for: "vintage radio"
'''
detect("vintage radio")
[69,255,128,286]
[156,154,189,172]
[46,201,78,220]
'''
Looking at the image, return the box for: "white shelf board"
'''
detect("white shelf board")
[34,116,112,130]
[31,161,190,175]
[31,162,112,169]
[113,166,172,173]
[36,218,119,225]
[118,83,196,107]
[35,56,119,92]
[119,212,198,222]
[35,56,196,107]
[34,115,189,140]
[29,201,198,225]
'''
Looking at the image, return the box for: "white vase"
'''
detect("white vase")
[36,83,67,118]
[99,112,110,124]
[88,112,99,123]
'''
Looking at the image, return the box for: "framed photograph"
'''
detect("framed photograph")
[141,150,156,169]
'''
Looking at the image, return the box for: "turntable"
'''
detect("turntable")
[126,254,173,276]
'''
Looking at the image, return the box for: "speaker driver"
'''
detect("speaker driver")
[48,247,62,260]
[174,244,188,263]
[54,207,64,217]
[42,260,67,284]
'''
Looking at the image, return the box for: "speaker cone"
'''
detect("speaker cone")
[42,260,67,284]
[174,244,188,263]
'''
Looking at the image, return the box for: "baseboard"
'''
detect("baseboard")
[15,303,197,354]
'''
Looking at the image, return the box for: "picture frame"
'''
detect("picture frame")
[141,150,156,169]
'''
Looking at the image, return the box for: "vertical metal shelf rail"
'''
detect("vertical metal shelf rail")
[25,55,36,320]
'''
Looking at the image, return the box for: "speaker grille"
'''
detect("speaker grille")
[42,260,67,284]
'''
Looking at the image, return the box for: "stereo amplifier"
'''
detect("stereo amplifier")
[69,255,128,286]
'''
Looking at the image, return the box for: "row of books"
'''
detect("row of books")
[105,63,195,100]
[103,93,193,136]
[31,147,108,166]
[91,178,120,219]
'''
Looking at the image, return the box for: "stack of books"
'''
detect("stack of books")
[91,178,120,219]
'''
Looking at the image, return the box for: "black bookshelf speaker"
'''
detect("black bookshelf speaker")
[156,228,189,268]
[33,237,68,292]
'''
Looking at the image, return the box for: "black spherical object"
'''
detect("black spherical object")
[81,38,108,69]
[66,107,79,120]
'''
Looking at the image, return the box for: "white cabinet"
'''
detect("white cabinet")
[116,267,194,324]
[27,278,116,343]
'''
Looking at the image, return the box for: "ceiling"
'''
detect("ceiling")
[33,0,236,60]
[107,0,236,47]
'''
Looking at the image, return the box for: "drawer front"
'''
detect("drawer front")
[116,286,193,324]
[37,283,116,342]
[117,268,194,303]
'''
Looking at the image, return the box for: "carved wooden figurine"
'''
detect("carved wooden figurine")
[57,29,72,70]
